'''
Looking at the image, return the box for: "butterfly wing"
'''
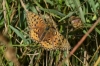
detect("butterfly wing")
[40,28,58,50]
[26,11,46,42]
[57,33,71,50]
[40,27,71,50]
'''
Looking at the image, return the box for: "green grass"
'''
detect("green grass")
[0,0,100,66]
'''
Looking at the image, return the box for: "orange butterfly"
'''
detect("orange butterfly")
[26,11,70,50]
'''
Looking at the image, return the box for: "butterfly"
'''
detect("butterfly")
[26,11,70,50]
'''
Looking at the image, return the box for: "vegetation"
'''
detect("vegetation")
[0,0,100,66]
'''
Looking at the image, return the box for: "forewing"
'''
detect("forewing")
[26,11,46,42]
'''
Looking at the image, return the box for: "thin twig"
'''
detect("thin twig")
[20,0,28,12]
[2,0,8,35]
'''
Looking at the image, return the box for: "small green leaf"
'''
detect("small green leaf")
[92,14,97,21]
[95,28,100,34]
